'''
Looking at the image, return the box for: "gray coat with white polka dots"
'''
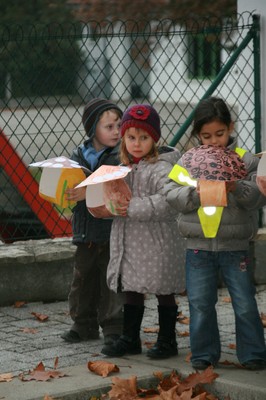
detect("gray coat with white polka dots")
[107,147,185,295]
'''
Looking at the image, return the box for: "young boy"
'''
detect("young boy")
[61,98,124,345]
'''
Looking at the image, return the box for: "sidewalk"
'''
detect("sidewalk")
[0,285,266,400]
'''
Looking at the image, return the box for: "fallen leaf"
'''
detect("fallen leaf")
[53,357,59,370]
[144,340,156,349]
[178,317,190,325]
[158,370,182,392]
[31,312,49,322]
[105,368,221,400]
[177,312,190,325]
[177,331,190,337]
[219,360,244,368]
[137,387,160,398]
[88,360,119,377]
[261,312,266,327]
[13,301,27,308]
[20,327,38,334]
[143,327,159,333]
[228,343,236,349]
[158,384,181,399]
[176,367,219,395]
[0,373,13,382]
[19,361,67,382]
[222,297,231,303]
[108,375,138,399]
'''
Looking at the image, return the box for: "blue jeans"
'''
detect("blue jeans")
[186,249,266,365]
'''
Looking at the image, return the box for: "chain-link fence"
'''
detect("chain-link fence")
[0,12,260,242]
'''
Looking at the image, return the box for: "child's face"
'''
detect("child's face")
[124,127,154,159]
[198,120,234,147]
[92,110,121,151]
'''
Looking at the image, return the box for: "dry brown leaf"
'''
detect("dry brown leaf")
[144,340,156,349]
[137,387,160,398]
[108,375,138,399]
[222,297,231,303]
[177,331,190,337]
[177,317,190,325]
[0,373,13,382]
[228,343,236,349]
[158,385,181,399]
[143,327,160,333]
[20,327,38,334]
[13,301,27,308]
[88,360,119,377]
[176,367,219,395]
[54,356,59,369]
[153,370,164,381]
[191,393,208,400]
[31,312,49,322]
[177,312,190,325]
[219,360,244,368]
[19,361,67,382]
[261,312,266,327]
[105,368,221,400]
[158,370,182,392]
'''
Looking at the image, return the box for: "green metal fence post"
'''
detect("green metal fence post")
[169,18,257,147]
[253,14,261,154]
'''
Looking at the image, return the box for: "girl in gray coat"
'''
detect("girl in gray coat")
[101,104,184,359]
[165,97,266,371]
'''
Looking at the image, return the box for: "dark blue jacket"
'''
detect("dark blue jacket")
[71,142,120,244]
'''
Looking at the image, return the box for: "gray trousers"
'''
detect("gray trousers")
[68,242,123,339]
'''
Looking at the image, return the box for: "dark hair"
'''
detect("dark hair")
[191,97,232,137]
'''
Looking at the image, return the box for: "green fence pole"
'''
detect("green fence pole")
[253,14,261,154]
[170,20,258,147]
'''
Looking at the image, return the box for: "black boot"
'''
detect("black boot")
[147,305,178,359]
[101,304,144,357]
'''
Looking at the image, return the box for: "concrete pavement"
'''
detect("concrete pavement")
[1,285,266,400]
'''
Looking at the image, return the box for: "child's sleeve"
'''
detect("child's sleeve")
[164,181,201,213]
[126,164,178,221]
[231,179,266,210]
[231,152,266,210]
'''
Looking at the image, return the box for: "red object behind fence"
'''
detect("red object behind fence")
[0,129,72,240]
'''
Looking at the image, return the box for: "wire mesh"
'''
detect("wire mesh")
[0,12,260,242]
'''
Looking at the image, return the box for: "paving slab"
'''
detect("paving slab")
[0,287,266,400]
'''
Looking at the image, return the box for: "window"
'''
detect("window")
[188,33,221,79]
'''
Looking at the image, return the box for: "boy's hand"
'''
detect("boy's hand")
[65,186,86,202]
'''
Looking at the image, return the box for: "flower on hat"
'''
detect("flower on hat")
[129,105,150,120]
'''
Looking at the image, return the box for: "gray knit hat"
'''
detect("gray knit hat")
[82,98,123,138]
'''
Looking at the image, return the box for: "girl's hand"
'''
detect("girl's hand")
[65,186,86,202]
[114,198,130,217]
[226,181,236,192]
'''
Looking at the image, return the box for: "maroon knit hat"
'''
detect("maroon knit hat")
[82,98,123,138]
[120,104,161,143]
